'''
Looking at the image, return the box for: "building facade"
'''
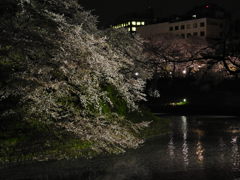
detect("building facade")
[137,4,229,40]
[138,17,226,40]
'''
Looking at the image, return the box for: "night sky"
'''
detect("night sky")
[80,0,240,27]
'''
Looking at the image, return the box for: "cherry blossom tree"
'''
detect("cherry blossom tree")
[143,34,240,79]
[0,0,150,155]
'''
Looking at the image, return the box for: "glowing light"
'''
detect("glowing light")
[182,69,187,74]
[183,98,187,102]
[134,72,139,76]
[141,22,145,25]
[192,14,197,18]
[205,5,209,8]
[137,22,141,25]
[132,27,136,31]
[132,21,136,25]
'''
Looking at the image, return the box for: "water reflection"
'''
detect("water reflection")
[168,136,175,159]
[192,128,205,137]
[181,116,187,140]
[2,116,240,180]
[182,140,189,168]
[181,116,189,168]
[196,141,205,164]
[231,136,240,171]
[219,137,226,166]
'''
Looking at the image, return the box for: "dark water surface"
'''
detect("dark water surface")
[2,116,240,180]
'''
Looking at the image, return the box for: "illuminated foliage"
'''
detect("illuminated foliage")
[0,0,149,156]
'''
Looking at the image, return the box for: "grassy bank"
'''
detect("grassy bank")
[0,117,96,167]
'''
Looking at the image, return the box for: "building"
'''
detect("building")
[137,3,230,40]
[111,7,154,33]
[112,19,146,33]
[138,17,226,40]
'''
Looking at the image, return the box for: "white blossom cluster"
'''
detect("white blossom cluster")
[15,1,150,153]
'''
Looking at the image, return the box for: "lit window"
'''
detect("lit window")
[137,22,141,25]
[141,22,145,25]
[132,27,136,31]
[128,22,131,25]
[128,28,131,32]
[132,21,136,25]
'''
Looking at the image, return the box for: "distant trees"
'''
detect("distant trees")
[143,34,240,79]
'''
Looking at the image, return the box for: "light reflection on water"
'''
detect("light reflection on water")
[196,140,204,164]
[168,137,175,159]
[2,116,240,180]
[160,115,240,178]
[231,135,240,172]
[181,116,189,168]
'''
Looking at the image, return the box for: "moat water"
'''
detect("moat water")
[1,115,240,180]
